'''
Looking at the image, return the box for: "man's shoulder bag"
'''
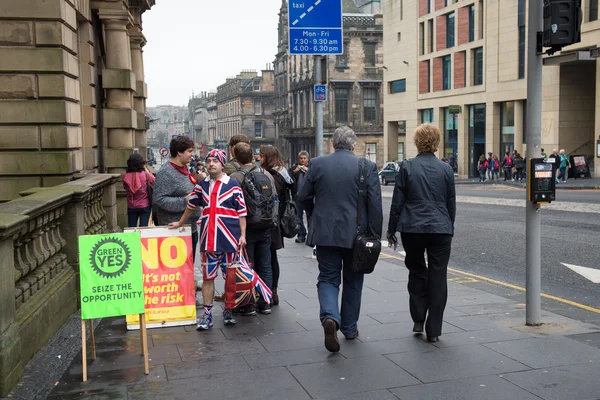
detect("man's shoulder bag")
[351,158,381,274]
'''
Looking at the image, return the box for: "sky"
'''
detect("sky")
[142,0,282,107]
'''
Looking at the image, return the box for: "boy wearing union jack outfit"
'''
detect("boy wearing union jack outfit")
[169,149,247,330]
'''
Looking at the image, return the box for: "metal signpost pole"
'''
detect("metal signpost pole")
[315,56,324,157]
[288,0,343,158]
[525,0,543,326]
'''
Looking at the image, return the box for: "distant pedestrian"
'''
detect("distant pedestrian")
[224,134,250,175]
[486,152,494,181]
[477,155,487,182]
[502,152,513,181]
[541,148,547,158]
[492,154,500,181]
[298,126,383,353]
[291,151,310,243]
[558,149,569,183]
[548,149,560,184]
[387,123,456,343]
[513,152,525,181]
[123,153,155,227]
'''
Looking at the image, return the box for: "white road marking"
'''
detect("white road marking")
[291,0,325,26]
[561,263,600,283]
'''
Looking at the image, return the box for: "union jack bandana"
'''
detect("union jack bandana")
[207,149,227,167]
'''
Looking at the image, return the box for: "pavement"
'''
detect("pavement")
[14,240,600,400]
[455,177,600,190]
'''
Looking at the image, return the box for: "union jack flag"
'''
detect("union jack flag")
[188,175,247,254]
[225,255,273,309]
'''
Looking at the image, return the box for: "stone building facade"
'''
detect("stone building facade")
[216,70,276,154]
[274,1,385,167]
[0,0,154,227]
[384,0,600,178]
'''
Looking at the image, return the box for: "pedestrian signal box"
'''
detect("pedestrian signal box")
[527,158,556,204]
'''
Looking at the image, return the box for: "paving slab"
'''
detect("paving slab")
[244,347,344,370]
[338,336,434,359]
[426,328,532,348]
[566,331,600,349]
[483,337,600,368]
[288,355,420,399]
[357,321,463,342]
[320,389,400,400]
[256,329,332,352]
[176,337,266,361]
[390,374,541,400]
[46,388,129,400]
[127,367,311,400]
[503,362,600,400]
[164,355,251,380]
[296,315,382,331]
[386,344,530,383]
[49,365,166,397]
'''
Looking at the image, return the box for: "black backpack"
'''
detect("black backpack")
[239,167,277,231]
[272,172,299,238]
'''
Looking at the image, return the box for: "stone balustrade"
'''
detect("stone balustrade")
[0,173,119,397]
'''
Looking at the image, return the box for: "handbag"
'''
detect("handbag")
[225,249,273,309]
[350,158,381,274]
[279,185,299,238]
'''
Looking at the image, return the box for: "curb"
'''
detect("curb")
[455,181,600,191]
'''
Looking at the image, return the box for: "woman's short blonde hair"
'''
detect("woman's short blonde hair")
[414,123,441,153]
[560,149,566,154]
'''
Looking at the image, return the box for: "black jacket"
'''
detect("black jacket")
[268,167,294,250]
[388,152,456,236]
[298,149,383,249]
[290,164,308,199]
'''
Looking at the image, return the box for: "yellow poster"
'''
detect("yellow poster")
[125,227,196,330]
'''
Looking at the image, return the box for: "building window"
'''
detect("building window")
[364,43,377,66]
[255,121,263,137]
[428,19,434,53]
[468,104,486,178]
[397,142,405,162]
[363,88,377,125]
[590,0,598,21]
[518,27,526,79]
[365,143,377,163]
[253,81,260,91]
[446,12,455,48]
[443,108,459,169]
[442,55,451,90]
[389,79,406,94]
[473,47,483,85]
[336,42,349,67]
[518,0,526,79]
[428,0,434,13]
[500,102,515,155]
[421,108,434,123]
[479,0,484,39]
[254,100,262,115]
[469,4,475,42]
[419,22,425,54]
[335,87,349,124]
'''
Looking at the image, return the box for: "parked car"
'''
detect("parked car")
[379,161,400,185]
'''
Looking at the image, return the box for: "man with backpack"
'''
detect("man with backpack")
[502,152,513,181]
[224,134,251,175]
[231,143,277,315]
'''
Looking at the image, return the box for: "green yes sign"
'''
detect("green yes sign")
[79,232,145,320]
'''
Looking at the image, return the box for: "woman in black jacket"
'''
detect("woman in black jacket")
[387,124,456,343]
[259,146,294,306]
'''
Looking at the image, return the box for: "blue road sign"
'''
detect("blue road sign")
[288,0,343,55]
[314,84,327,102]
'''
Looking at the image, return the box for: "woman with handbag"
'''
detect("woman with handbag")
[387,124,456,343]
[259,145,296,306]
[123,153,155,227]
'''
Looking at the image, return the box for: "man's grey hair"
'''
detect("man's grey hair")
[298,150,309,158]
[332,126,357,151]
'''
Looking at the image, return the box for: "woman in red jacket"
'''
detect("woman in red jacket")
[123,153,155,227]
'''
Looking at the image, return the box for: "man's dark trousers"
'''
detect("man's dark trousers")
[316,246,364,337]
[246,229,273,292]
[295,199,309,240]
[400,233,452,338]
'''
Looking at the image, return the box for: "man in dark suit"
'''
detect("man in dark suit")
[298,126,383,353]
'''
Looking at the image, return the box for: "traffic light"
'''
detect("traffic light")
[543,0,582,52]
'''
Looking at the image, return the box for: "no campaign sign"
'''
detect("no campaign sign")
[79,232,145,319]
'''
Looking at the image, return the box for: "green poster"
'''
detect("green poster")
[79,232,145,319]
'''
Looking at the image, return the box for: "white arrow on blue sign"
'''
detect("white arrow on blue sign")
[288,0,343,55]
